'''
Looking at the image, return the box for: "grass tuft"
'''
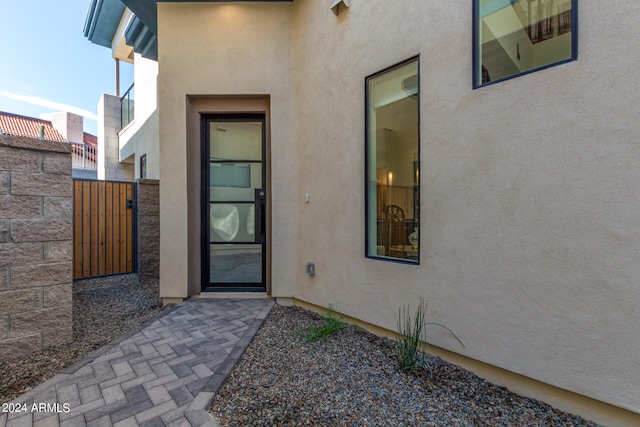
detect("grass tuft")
[304,305,345,343]
[395,297,464,374]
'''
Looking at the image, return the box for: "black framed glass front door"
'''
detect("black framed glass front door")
[201,113,266,291]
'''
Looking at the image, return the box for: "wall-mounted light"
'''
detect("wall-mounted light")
[331,0,350,16]
[306,262,315,276]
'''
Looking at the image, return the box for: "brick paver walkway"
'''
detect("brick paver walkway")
[2,298,275,427]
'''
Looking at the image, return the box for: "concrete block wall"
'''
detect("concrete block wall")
[0,134,73,361]
[137,179,159,281]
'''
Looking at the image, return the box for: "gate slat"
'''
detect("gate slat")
[113,183,121,274]
[105,182,114,276]
[98,182,106,276]
[119,184,127,272]
[82,181,91,278]
[90,181,99,277]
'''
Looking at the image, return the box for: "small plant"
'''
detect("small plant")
[304,305,345,343]
[395,298,464,374]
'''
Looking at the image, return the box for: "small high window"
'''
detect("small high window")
[365,57,420,263]
[473,0,578,88]
[140,154,147,179]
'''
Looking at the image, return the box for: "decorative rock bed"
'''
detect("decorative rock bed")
[210,305,601,427]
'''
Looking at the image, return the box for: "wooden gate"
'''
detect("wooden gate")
[73,179,136,279]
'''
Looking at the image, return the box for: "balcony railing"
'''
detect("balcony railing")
[121,83,135,129]
[72,143,97,170]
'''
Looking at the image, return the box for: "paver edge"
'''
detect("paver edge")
[197,299,275,402]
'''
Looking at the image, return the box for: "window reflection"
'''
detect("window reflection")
[476,0,576,87]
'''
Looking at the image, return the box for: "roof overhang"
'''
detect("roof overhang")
[125,15,158,61]
[84,0,127,49]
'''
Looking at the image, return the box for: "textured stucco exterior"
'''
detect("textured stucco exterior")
[158,3,297,301]
[153,0,640,422]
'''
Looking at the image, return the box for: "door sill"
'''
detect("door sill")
[202,286,266,292]
[195,291,270,299]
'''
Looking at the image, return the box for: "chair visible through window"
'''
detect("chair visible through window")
[385,204,405,257]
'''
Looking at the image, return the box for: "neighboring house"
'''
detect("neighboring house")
[75,132,99,180]
[84,1,640,425]
[84,0,157,182]
[0,111,66,142]
[0,111,97,179]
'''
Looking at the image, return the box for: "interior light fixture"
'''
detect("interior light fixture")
[331,0,350,16]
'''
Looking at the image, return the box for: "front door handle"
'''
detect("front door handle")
[254,189,266,243]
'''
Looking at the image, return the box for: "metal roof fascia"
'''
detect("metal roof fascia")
[84,0,127,48]
[125,16,158,61]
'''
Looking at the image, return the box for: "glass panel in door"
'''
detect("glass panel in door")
[210,244,263,283]
[204,116,266,290]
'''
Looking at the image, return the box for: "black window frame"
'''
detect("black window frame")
[364,56,421,265]
[140,154,147,179]
[472,0,578,89]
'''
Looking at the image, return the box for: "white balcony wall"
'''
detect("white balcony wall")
[119,54,159,179]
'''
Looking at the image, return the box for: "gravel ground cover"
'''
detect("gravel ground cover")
[210,305,601,427]
[0,274,164,402]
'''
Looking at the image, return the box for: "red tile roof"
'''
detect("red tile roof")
[83,132,98,147]
[0,111,67,142]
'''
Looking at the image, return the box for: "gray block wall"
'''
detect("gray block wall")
[0,135,73,361]
[137,179,159,282]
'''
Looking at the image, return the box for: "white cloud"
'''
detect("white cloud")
[1,91,97,121]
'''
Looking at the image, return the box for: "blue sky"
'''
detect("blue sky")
[0,0,133,135]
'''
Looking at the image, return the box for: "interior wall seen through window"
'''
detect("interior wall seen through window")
[366,58,419,263]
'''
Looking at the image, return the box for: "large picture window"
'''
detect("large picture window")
[473,0,577,88]
[366,57,420,263]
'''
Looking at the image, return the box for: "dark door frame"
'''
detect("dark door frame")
[200,113,267,292]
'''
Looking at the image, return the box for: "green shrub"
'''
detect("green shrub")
[304,305,345,343]
[395,298,464,373]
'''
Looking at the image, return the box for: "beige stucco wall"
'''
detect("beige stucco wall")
[156,0,640,418]
[185,96,272,297]
[290,0,640,415]
[157,3,297,299]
